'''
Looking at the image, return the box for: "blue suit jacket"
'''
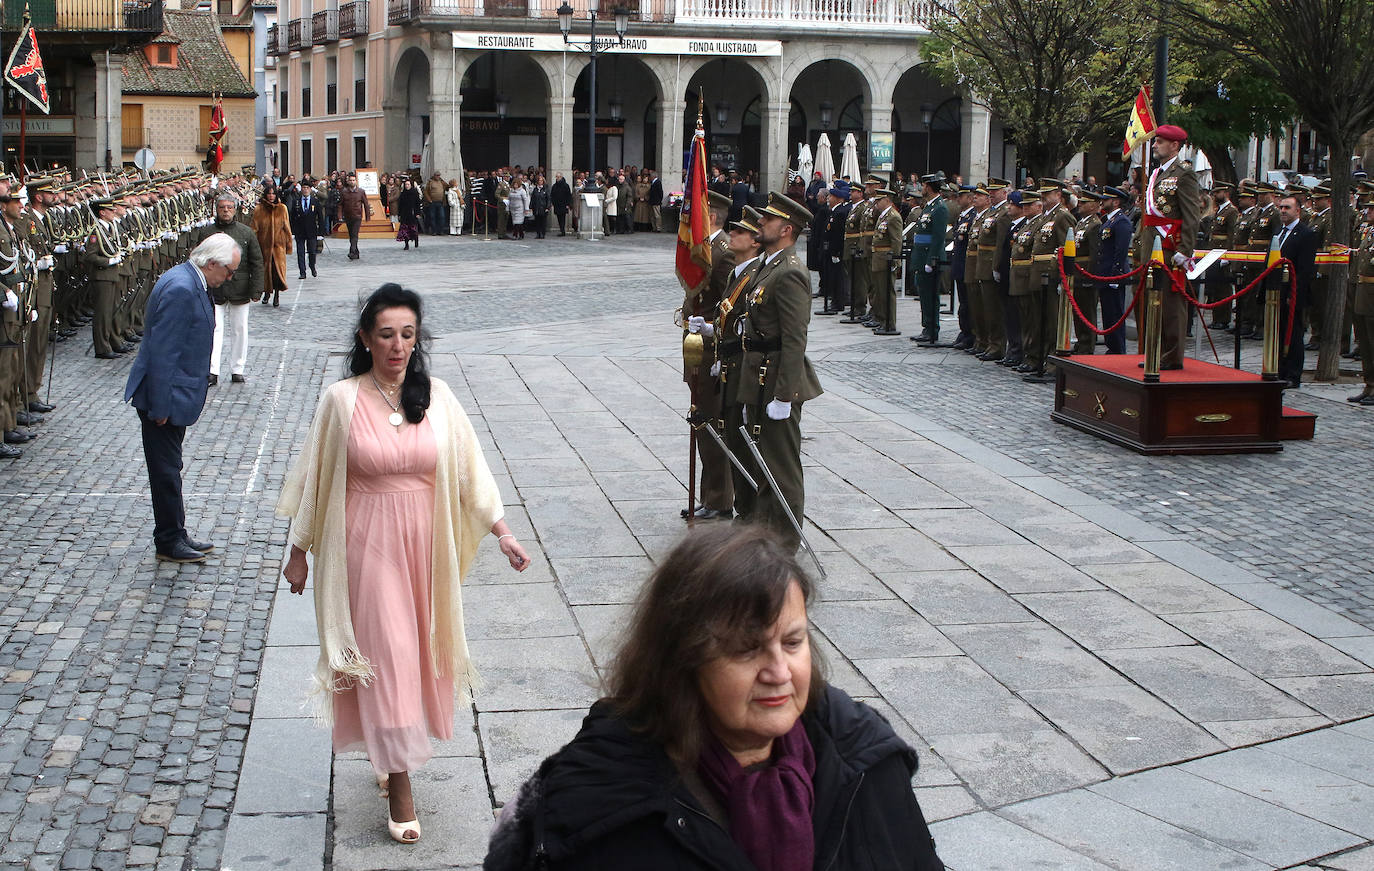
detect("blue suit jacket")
[124,262,215,426]
[1094,210,1134,282]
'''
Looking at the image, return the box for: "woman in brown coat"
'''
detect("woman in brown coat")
[253,186,293,307]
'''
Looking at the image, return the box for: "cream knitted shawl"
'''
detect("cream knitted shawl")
[276,375,503,722]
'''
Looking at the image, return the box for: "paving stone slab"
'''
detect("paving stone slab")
[930,811,1117,871]
[265,590,319,648]
[1078,561,1251,615]
[470,636,600,713]
[610,500,696,540]
[232,719,331,814]
[1001,788,1270,870]
[829,528,961,574]
[811,550,894,602]
[882,570,1036,626]
[548,555,653,606]
[914,786,983,824]
[1019,685,1226,775]
[1318,844,1374,870]
[1014,521,1158,566]
[896,509,1028,548]
[520,488,643,559]
[1166,610,1370,679]
[930,730,1108,808]
[220,813,325,871]
[948,544,1103,594]
[856,656,1051,738]
[478,709,587,806]
[1100,645,1320,722]
[866,439,971,467]
[590,470,685,502]
[570,603,634,668]
[812,632,877,700]
[1336,718,1374,742]
[463,583,578,640]
[251,645,319,720]
[1014,590,1195,650]
[1267,674,1374,721]
[330,756,491,870]
[941,623,1127,691]
[810,600,960,659]
[505,457,597,489]
[1201,716,1333,749]
[1219,582,1374,641]
[1263,729,1374,787]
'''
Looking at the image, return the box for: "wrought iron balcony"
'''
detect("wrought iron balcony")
[339,0,369,36]
[266,23,281,56]
[311,8,338,43]
[2,0,164,33]
[286,17,302,49]
[674,0,934,29]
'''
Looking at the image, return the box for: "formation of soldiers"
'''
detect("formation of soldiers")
[0,166,257,460]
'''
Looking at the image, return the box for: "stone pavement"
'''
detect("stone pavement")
[2,231,1373,870]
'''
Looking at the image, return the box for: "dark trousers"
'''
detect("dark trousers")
[952,273,972,337]
[826,258,849,311]
[555,208,568,234]
[726,400,804,553]
[92,279,118,355]
[998,278,1021,356]
[139,408,188,553]
[425,201,444,235]
[917,265,941,337]
[345,218,362,259]
[295,236,317,276]
[1099,282,1128,354]
[1279,297,1305,384]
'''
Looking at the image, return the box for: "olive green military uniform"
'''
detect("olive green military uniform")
[1241,198,1279,335]
[1008,206,1042,350]
[973,199,1010,357]
[16,205,55,405]
[963,204,988,352]
[869,200,904,333]
[1027,202,1075,371]
[1204,197,1239,327]
[843,195,869,319]
[0,215,26,436]
[911,193,949,340]
[83,214,124,357]
[1352,208,1374,397]
[1070,207,1103,355]
[685,228,735,514]
[1138,159,1201,368]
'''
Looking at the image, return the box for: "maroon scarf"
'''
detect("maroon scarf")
[697,720,816,871]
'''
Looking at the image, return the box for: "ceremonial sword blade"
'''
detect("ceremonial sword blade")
[736,425,827,580]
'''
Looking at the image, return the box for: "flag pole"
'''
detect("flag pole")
[18,98,24,170]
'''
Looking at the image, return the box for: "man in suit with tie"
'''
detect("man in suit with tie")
[124,234,241,564]
[1275,194,1317,389]
[290,178,327,280]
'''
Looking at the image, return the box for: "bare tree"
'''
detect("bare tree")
[1167,0,1374,380]
[926,0,1156,178]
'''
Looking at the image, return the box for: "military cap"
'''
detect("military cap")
[1357,180,1374,193]
[863,173,887,186]
[25,176,56,194]
[848,183,865,197]
[958,184,977,193]
[1252,181,1280,194]
[1077,188,1102,201]
[873,187,897,199]
[91,196,118,211]
[1102,185,1131,201]
[919,171,945,187]
[827,180,851,198]
[760,192,813,229]
[984,177,1010,191]
[1038,179,1066,194]
[730,205,762,235]
[1211,181,1235,192]
[973,184,990,195]
[1359,196,1374,209]
[1286,183,1310,197]
[905,185,922,199]
[1006,190,1027,206]
[1155,124,1188,142]
[707,190,731,211]
[1235,183,1257,197]
[1310,184,1332,197]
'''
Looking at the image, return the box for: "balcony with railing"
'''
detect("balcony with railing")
[388,0,671,21]
[266,23,280,55]
[382,0,931,27]
[312,8,339,43]
[286,17,302,49]
[2,0,164,34]
[264,113,277,136]
[122,126,152,152]
[339,0,369,36]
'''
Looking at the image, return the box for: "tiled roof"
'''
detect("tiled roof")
[121,10,256,98]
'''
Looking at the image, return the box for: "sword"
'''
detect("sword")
[695,417,757,491]
[736,424,827,580]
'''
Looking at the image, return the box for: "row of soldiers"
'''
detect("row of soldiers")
[0,167,241,460]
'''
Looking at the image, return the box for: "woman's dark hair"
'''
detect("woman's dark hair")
[605,524,826,763]
[348,284,431,423]
[260,185,278,204]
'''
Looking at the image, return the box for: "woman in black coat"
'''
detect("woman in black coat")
[550,174,573,236]
[395,179,422,249]
[484,526,944,871]
[530,174,552,239]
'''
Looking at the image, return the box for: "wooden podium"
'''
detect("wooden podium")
[1051,355,1315,455]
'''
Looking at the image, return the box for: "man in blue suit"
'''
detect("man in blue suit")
[1095,186,1135,354]
[1275,193,1317,389]
[124,234,242,563]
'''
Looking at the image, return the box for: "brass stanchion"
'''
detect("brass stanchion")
[1260,237,1282,381]
[1054,239,1076,355]
[1143,239,1164,382]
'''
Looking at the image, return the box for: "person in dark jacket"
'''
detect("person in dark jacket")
[551,173,573,236]
[484,525,944,871]
[822,182,852,315]
[1094,186,1135,354]
[530,174,551,239]
[395,179,423,249]
[288,178,328,279]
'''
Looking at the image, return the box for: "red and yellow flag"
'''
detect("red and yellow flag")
[676,122,711,294]
[1122,85,1157,159]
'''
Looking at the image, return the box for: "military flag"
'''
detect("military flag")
[4,5,50,114]
[676,117,711,294]
[207,93,228,173]
[1122,85,1156,158]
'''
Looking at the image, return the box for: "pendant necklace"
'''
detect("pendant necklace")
[370,372,405,428]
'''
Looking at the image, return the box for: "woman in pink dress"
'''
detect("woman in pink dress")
[278,284,529,845]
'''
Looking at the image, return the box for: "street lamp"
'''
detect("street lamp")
[920,101,933,172]
[715,100,730,129]
[495,92,510,120]
[819,100,833,130]
[558,0,629,193]
[609,93,623,124]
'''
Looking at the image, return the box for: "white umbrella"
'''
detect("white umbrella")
[796,143,813,184]
[840,132,861,182]
[815,133,836,183]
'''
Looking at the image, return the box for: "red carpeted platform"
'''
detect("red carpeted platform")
[1050,354,1316,454]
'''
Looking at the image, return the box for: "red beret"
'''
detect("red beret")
[1155,124,1188,143]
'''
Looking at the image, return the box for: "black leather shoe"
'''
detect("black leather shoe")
[815,309,840,316]
[117,344,135,353]
[4,429,33,444]
[1208,321,1229,331]
[839,316,865,324]
[28,401,55,413]
[1283,378,1300,390]
[1014,363,1036,373]
[999,356,1025,368]
[861,320,879,328]
[1342,350,1360,360]
[976,350,1000,361]
[95,352,120,359]
[1348,389,1372,403]
[1023,371,1056,384]
[125,334,141,343]
[15,411,42,426]
[183,537,216,553]
[873,328,901,336]
[155,542,208,564]
[0,443,20,458]
[912,331,935,343]
[692,507,732,520]
[1361,394,1374,406]
[299,273,307,280]
[231,374,246,384]
[208,374,218,386]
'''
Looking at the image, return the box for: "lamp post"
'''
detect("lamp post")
[920,101,933,173]
[557,0,629,193]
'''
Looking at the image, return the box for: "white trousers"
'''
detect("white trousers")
[210,302,250,377]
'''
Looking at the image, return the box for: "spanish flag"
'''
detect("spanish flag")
[676,121,711,294]
[1122,85,1157,159]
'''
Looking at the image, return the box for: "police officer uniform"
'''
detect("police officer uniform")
[910,175,950,344]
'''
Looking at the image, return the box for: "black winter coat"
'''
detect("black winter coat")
[484,685,944,871]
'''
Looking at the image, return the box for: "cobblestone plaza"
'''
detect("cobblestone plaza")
[1,233,1372,870]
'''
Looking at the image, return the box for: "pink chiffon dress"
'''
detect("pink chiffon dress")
[331,388,454,775]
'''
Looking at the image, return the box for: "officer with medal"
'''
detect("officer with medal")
[840,182,868,323]
[821,180,851,316]
[947,184,977,349]
[1230,182,1260,334]
[717,206,764,519]
[1349,194,1374,406]
[84,196,128,359]
[1241,181,1280,339]
[1006,188,1041,371]
[1096,186,1135,354]
[19,177,58,415]
[0,175,35,455]
[1203,182,1239,330]
[869,186,904,335]
[683,190,736,520]
[973,179,1012,361]
[1139,124,1201,369]
[1305,183,1333,351]
[1064,189,1103,355]
[731,193,822,552]
[1024,179,1075,381]
[910,173,950,345]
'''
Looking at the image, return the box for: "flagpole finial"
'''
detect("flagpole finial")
[696,88,704,131]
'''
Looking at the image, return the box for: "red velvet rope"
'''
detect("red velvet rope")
[1056,249,1301,349]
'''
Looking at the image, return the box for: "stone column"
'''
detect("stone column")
[427,36,462,179]
[865,99,894,181]
[961,99,991,183]
[548,95,576,180]
[84,52,124,171]
[761,100,790,192]
[658,99,686,188]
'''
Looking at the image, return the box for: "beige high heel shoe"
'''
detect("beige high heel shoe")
[387,815,420,844]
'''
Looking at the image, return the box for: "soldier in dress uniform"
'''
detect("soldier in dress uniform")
[962,185,991,355]
[84,198,128,360]
[1005,189,1040,371]
[910,174,950,345]
[1024,179,1076,381]
[1203,182,1239,330]
[821,181,851,316]
[840,183,869,323]
[869,187,904,336]
[19,177,57,416]
[973,179,1012,361]
[1069,189,1104,355]
[1138,125,1201,369]
[717,206,764,517]
[732,193,822,552]
[858,175,885,327]
[1348,195,1374,406]
[683,190,736,520]
[948,185,977,350]
[1229,183,1260,334]
[1305,183,1333,351]
[0,176,34,456]
[1240,181,1280,339]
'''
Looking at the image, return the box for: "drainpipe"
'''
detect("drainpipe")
[105,50,115,171]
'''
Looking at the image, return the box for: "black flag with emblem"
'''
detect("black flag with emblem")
[4,5,51,114]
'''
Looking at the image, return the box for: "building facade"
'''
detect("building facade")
[270,0,1019,187]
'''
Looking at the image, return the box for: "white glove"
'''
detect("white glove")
[993,270,1001,282]
[710,360,721,378]
[317,236,324,242]
[53,244,67,254]
[29,309,37,322]
[1171,251,1197,273]
[108,256,120,266]
[924,264,933,273]
[831,256,840,264]
[687,316,714,338]
[2,290,16,310]
[766,398,791,420]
